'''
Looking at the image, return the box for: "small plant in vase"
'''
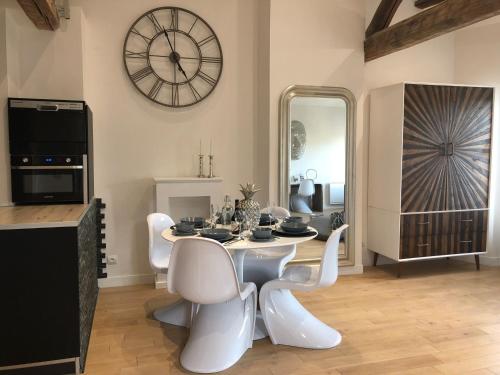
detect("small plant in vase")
[239,183,261,228]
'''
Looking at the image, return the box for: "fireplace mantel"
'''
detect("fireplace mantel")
[153,176,224,288]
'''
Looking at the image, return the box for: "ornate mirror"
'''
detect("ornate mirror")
[279,85,356,265]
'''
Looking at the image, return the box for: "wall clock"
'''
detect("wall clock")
[123,7,223,108]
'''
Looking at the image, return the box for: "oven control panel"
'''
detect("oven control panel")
[11,155,84,166]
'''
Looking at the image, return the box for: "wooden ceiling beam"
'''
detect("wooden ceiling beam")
[366,0,403,38]
[365,0,500,62]
[17,0,60,31]
[414,0,445,9]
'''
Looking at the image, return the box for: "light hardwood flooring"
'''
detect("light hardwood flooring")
[84,260,500,375]
[294,239,346,262]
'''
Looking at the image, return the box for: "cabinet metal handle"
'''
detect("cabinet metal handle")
[460,219,473,222]
[460,240,472,244]
[447,142,454,156]
[418,222,430,225]
[417,243,430,247]
[36,104,59,111]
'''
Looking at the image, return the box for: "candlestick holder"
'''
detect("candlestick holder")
[208,154,215,178]
[197,154,205,178]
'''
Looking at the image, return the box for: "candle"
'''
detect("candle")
[199,139,202,155]
[210,139,213,155]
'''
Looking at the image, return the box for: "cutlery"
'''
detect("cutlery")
[224,237,243,246]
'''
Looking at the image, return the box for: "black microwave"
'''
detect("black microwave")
[8,98,93,204]
[11,155,89,205]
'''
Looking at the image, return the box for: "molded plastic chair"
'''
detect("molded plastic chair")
[167,238,257,373]
[147,213,190,327]
[243,206,296,289]
[260,224,348,349]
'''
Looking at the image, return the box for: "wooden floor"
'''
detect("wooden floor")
[84,260,500,375]
[295,239,345,262]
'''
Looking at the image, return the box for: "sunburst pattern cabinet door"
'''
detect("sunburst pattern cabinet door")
[401,84,493,213]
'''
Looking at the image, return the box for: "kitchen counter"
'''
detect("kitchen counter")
[0,199,101,374]
[0,204,90,230]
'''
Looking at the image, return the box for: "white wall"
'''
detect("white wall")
[78,0,260,284]
[455,19,500,266]
[5,6,84,99]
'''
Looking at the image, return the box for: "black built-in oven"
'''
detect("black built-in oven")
[8,98,93,204]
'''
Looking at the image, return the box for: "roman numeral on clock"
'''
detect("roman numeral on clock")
[198,71,216,86]
[146,12,163,33]
[148,79,163,99]
[201,56,222,64]
[131,66,154,82]
[170,8,178,30]
[125,50,147,59]
[188,82,202,100]
[131,28,151,45]
[198,34,215,47]
[171,84,180,106]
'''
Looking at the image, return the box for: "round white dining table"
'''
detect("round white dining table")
[161,227,318,340]
[161,227,318,283]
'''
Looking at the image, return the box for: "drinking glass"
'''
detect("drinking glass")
[210,204,220,228]
[233,209,246,237]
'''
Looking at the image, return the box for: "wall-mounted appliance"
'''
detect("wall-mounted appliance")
[8,98,93,205]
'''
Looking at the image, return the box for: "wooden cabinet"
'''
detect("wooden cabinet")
[368,83,492,267]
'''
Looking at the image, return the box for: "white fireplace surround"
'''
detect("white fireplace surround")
[153,177,224,288]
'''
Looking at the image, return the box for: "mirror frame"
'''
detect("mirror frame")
[279,85,356,266]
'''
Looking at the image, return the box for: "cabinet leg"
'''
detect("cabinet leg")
[373,252,379,267]
[397,262,402,278]
[474,255,480,271]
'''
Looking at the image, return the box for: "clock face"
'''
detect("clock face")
[123,7,223,108]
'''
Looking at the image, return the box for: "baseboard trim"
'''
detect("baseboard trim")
[339,264,364,275]
[98,264,364,289]
[98,273,154,288]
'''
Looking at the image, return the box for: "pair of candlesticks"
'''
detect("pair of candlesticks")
[198,154,215,178]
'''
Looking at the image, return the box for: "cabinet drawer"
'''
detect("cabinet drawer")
[399,231,487,259]
[400,211,488,237]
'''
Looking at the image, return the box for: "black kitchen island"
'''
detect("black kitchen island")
[0,199,104,374]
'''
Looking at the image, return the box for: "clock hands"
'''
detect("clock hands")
[162,27,189,82]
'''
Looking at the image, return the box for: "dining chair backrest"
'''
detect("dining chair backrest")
[317,224,349,288]
[147,213,175,273]
[298,179,315,197]
[167,238,241,304]
[268,206,290,218]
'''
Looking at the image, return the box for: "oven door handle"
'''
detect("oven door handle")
[11,165,83,170]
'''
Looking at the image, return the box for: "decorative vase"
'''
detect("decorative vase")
[239,183,261,228]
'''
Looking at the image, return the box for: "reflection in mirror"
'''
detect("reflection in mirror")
[279,86,355,265]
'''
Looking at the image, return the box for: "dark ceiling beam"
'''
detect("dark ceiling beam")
[365,0,500,62]
[366,0,403,38]
[17,0,60,31]
[415,0,445,9]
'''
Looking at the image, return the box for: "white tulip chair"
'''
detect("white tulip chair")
[147,213,190,327]
[167,238,257,373]
[260,224,348,349]
[243,206,296,289]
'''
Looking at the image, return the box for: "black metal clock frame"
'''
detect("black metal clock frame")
[123,7,223,108]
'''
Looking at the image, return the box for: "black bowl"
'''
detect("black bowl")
[252,227,273,239]
[181,216,204,225]
[200,228,231,240]
[175,222,195,233]
[280,221,308,233]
